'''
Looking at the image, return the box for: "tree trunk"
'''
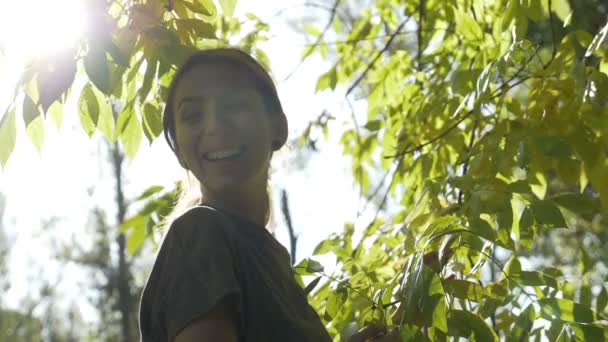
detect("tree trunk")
[111,142,131,342]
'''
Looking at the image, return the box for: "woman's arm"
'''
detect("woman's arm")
[174,295,239,342]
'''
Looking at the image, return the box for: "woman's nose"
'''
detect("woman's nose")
[200,109,224,135]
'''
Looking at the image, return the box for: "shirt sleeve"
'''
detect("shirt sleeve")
[140,207,242,342]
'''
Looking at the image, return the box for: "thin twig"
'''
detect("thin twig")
[548,0,557,63]
[345,98,365,219]
[416,0,426,69]
[458,113,479,204]
[345,17,411,97]
[282,0,342,82]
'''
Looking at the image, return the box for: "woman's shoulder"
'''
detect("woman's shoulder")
[168,205,235,247]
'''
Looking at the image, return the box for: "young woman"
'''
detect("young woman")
[138,48,399,342]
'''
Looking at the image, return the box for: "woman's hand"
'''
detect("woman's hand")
[347,324,400,342]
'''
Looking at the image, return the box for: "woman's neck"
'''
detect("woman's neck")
[199,183,269,228]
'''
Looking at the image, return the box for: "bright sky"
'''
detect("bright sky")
[0,0,380,325]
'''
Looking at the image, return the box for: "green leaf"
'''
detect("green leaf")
[503,256,522,278]
[84,45,111,94]
[313,237,339,256]
[569,323,608,341]
[476,61,495,98]
[37,54,76,112]
[525,0,543,22]
[294,258,324,275]
[183,0,217,18]
[447,309,497,341]
[538,298,597,323]
[511,271,558,288]
[159,44,197,68]
[22,94,40,127]
[444,279,487,301]
[551,193,600,217]
[326,284,347,318]
[26,114,45,154]
[455,10,483,41]
[176,19,217,39]
[126,216,147,254]
[142,103,163,143]
[535,136,572,160]
[303,276,322,296]
[78,84,100,137]
[584,21,608,57]
[597,286,608,315]
[507,304,536,342]
[0,108,17,168]
[364,120,382,132]
[139,59,158,101]
[97,93,115,142]
[136,185,164,201]
[516,207,534,249]
[23,95,44,153]
[501,0,518,31]
[47,101,63,130]
[219,0,237,16]
[468,217,497,241]
[428,295,448,333]
[580,249,593,275]
[530,200,566,229]
[120,108,143,160]
[315,66,338,92]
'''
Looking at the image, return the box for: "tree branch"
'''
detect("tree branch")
[282,0,342,82]
[345,17,410,97]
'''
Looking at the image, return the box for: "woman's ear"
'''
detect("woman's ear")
[272,112,288,148]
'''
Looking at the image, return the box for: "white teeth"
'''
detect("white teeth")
[205,148,242,160]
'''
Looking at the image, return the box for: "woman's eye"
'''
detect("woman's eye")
[184,112,201,121]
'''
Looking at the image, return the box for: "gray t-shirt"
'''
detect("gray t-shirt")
[138,205,332,342]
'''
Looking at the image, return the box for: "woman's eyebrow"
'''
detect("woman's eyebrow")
[177,96,205,111]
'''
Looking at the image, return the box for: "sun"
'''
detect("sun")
[0,0,86,62]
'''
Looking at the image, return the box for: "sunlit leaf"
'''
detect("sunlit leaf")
[538,298,597,323]
[0,108,16,168]
[120,108,143,160]
[46,101,63,130]
[303,276,322,296]
[294,258,324,275]
[37,53,76,112]
[126,216,147,254]
[218,0,237,17]
[530,200,566,229]
[84,45,111,94]
[585,21,608,57]
[23,94,44,152]
[78,84,100,137]
[326,284,347,318]
[597,287,607,314]
[444,279,487,301]
[455,10,483,41]
[139,59,158,100]
[176,19,217,39]
[142,103,163,143]
[315,66,338,92]
[447,309,497,341]
[508,304,536,342]
[96,93,115,142]
[516,207,534,249]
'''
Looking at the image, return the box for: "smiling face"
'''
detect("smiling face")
[172,62,286,195]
